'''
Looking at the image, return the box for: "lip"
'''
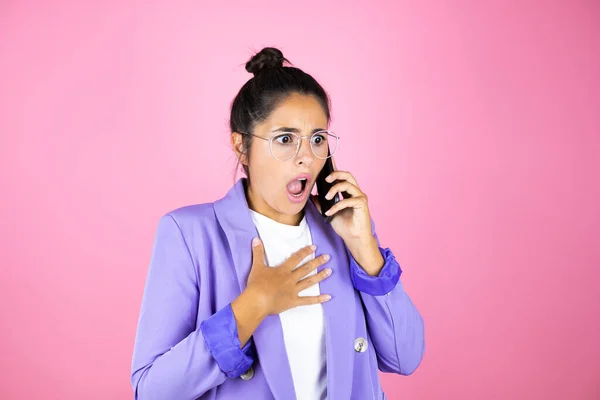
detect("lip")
[287,173,312,186]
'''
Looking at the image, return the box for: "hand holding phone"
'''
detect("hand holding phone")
[315,151,349,222]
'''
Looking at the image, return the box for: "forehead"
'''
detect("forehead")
[263,93,328,129]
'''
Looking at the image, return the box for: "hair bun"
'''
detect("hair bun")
[245,47,289,76]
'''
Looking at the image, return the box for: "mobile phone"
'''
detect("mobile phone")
[315,150,349,222]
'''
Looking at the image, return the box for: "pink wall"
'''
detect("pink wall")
[1,1,598,399]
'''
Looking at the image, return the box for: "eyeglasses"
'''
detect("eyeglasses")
[240,130,339,161]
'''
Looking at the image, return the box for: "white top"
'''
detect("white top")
[249,209,327,400]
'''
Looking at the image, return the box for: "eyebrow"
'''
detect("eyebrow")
[270,127,326,134]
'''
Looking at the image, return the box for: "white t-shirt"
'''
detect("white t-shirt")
[249,209,327,400]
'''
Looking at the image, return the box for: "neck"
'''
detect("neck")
[244,179,304,226]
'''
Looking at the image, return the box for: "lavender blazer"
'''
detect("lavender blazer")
[131,178,425,400]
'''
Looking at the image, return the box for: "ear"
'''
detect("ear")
[231,132,248,165]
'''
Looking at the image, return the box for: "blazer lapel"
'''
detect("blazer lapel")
[213,178,296,400]
[305,199,356,400]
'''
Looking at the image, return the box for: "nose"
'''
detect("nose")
[294,136,315,166]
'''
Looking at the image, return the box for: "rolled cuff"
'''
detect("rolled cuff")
[350,247,402,296]
[200,303,255,378]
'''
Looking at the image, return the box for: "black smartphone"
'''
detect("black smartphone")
[315,149,349,222]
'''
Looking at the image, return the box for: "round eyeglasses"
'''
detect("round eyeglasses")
[240,130,339,161]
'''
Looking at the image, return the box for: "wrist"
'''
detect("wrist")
[241,286,270,320]
[347,236,384,276]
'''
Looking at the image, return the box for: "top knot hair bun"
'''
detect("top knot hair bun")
[245,47,290,76]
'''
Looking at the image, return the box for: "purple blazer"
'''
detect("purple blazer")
[131,178,425,400]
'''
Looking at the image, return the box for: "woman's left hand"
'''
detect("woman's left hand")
[311,161,384,275]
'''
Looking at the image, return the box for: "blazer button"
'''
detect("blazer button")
[354,337,368,353]
[240,366,255,380]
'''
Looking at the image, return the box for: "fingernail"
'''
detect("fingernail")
[326,175,333,182]
[325,268,332,275]
[325,193,331,200]
[325,210,332,216]
[323,254,330,261]
[310,245,317,251]
[252,238,261,247]
[324,294,332,301]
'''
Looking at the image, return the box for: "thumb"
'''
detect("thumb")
[251,237,265,267]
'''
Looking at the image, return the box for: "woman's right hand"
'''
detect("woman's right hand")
[246,237,332,316]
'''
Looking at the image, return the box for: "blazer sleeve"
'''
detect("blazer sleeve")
[347,221,425,376]
[130,214,255,400]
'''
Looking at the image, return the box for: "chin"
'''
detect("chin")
[283,203,304,214]
[281,199,307,214]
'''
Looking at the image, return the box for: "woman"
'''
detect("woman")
[130,47,425,400]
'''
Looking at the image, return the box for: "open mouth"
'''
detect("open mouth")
[287,177,308,197]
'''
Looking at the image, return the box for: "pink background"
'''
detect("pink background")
[1,1,598,399]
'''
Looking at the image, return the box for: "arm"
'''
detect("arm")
[346,225,425,375]
[317,169,425,375]
[130,215,263,400]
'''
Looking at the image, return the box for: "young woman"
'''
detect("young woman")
[130,47,425,400]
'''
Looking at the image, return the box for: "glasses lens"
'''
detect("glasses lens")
[270,132,299,161]
[311,131,337,159]
[269,131,339,160]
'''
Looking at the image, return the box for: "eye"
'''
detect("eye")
[273,133,296,145]
[311,133,327,145]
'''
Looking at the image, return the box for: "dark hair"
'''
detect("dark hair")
[229,47,331,181]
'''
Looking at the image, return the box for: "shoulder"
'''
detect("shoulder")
[151,202,221,265]
[165,202,215,223]
[156,202,218,235]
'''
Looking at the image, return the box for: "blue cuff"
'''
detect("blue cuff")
[350,247,402,296]
[200,303,255,378]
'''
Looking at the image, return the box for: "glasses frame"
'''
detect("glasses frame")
[239,130,340,161]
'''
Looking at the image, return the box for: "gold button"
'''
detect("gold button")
[354,337,368,353]
[240,366,254,380]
